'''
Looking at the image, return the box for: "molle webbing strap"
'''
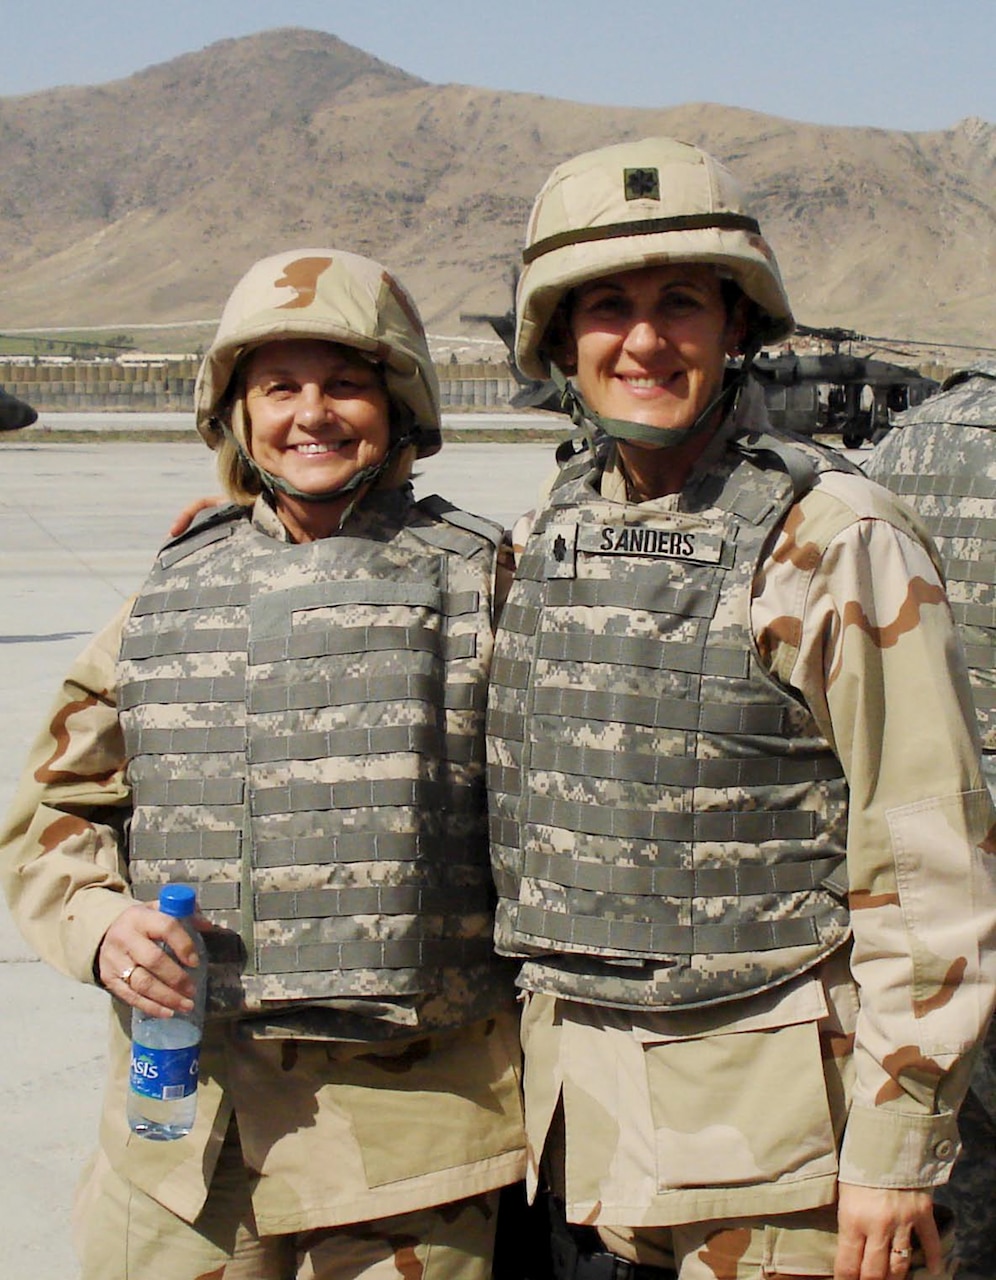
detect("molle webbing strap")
[248,721,478,766]
[489,655,533,692]
[513,905,821,955]
[523,794,817,843]
[127,776,245,806]
[523,740,844,789]
[249,625,475,666]
[488,770,522,803]
[522,212,762,264]
[952,601,996,630]
[943,557,996,586]
[972,689,996,718]
[254,829,486,868]
[250,776,482,816]
[257,935,496,976]
[127,726,246,754]
[131,582,250,615]
[121,628,248,661]
[118,676,246,710]
[885,473,994,501]
[130,828,242,860]
[248,670,479,714]
[532,632,751,678]
[406,520,484,556]
[523,849,844,898]
[249,577,476,634]
[498,600,541,636]
[486,708,525,743]
[132,881,241,913]
[963,644,996,672]
[539,577,721,617]
[922,514,996,541]
[255,880,491,920]
[530,685,790,735]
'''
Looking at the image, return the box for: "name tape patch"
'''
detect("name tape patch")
[581,524,725,563]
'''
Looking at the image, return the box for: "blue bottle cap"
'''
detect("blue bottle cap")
[158,884,197,918]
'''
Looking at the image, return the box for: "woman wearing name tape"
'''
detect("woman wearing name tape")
[486,137,996,1280]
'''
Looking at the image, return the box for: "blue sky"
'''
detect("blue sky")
[3,0,993,131]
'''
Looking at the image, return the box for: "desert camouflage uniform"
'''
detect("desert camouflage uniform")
[490,381,996,1277]
[865,363,996,1279]
[0,491,525,1280]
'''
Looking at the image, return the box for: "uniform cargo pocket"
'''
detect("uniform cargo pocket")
[644,1015,838,1191]
[339,1015,524,1187]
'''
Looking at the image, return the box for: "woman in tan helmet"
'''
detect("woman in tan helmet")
[487,138,995,1280]
[0,248,525,1279]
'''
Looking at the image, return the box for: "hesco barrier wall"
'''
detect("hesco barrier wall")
[0,360,519,412]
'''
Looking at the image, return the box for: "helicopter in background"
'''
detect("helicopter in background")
[748,325,939,448]
[462,305,941,448]
[0,386,38,432]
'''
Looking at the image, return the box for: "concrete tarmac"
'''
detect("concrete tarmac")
[0,432,559,1280]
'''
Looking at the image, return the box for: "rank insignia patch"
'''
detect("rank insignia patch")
[624,167,660,201]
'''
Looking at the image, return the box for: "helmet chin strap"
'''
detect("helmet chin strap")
[550,337,762,452]
[217,410,420,508]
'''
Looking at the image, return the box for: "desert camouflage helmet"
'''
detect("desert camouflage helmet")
[515,136,795,379]
[195,248,441,457]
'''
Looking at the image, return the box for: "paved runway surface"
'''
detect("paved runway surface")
[0,430,560,1278]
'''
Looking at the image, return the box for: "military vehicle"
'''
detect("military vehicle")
[462,307,940,446]
[750,326,939,448]
[0,386,38,432]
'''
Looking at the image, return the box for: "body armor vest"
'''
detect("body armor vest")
[119,489,508,1030]
[487,427,852,1009]
[866,392,995,753]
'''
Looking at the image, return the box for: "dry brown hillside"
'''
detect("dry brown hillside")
[1,27,993,356]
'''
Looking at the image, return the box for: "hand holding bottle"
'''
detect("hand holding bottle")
[125,885,208,1141]
[98,895,204,1017]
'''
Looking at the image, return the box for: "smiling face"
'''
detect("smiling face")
[242,339,391,535]
[564,263,745,438]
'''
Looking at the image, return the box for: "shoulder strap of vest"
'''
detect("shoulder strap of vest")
[156,503,249,568]
[415,494,503,550]
[549,431,611,497]
[731,430,822,500]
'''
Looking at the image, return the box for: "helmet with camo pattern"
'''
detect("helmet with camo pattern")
[196,248,441,457]
[515,136,794,380]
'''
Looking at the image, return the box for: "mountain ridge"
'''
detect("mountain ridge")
[1,28,993,356]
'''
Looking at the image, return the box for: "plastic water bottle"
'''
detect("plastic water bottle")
[127,883,207,1140]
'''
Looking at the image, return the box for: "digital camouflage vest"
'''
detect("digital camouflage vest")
[487,430,852,1009]
[119,489,509,1030]
[865,363,996,753]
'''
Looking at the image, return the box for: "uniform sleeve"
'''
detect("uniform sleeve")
[753,472,996,1188]
[0,603,137,985]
